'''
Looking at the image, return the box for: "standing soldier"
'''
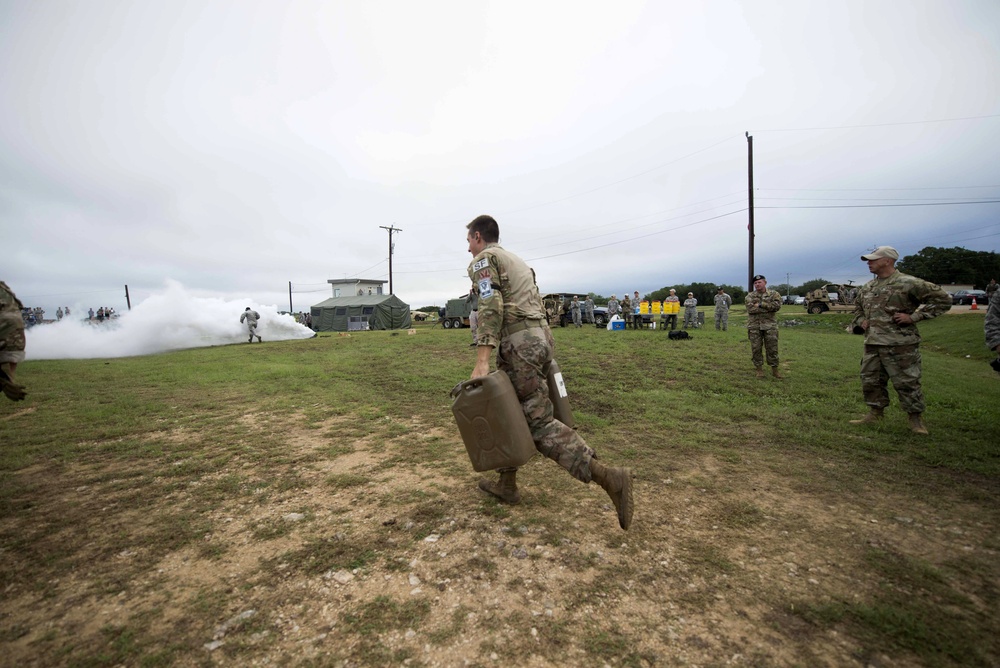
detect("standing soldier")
[849,246,951,434]
[466,215,634,530]
[584,295,595,325]
[631,290,643,329]
[466,284,479,346]
[661,289,680,331]
[0,281,28,401]
[683,292,698,329]
[240,307,263,343]
[746,274,783,378]
[607,294,620,321]
[570,296,582,328]
[620,292,632,328]
[714,286,732,331]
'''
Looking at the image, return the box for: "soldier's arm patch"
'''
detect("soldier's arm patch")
[478,278,493,299]
[472,258,488,272]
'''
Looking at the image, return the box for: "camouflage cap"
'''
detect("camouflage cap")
[861,246,899,261]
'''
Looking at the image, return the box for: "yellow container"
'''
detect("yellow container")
[451,371,536,472]
[651,301,661,314]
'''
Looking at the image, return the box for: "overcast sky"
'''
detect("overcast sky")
[4,0,999,320]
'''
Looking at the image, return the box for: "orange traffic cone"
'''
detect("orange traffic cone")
[971,297,979,310]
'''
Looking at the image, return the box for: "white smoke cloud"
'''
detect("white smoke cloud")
[26,280,315,360]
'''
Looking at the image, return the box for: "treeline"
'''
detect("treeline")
[897,247,1000,288]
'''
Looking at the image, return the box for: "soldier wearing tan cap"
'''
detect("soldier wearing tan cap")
[849,246,952,434]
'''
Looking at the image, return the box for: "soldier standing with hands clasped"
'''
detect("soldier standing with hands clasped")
[849,246,951,434]
[745,274,783,378]
[466,215,634,530]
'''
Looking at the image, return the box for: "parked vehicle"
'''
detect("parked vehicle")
[951,289,989,306]
[442,295,473,328]
[803,284,858,314]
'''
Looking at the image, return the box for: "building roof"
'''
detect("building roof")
[327,278,387,285]
[312,294,404,308]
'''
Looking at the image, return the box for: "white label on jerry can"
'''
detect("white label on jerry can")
[553,371,568,398]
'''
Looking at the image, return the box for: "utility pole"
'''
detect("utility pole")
[380,225,402,294]
[746,132,755,291]
[786,272,790,301]
[288,281,293,313]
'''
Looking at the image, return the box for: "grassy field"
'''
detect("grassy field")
[1,308,998,667]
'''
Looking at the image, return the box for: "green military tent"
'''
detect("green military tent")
[310,294,412,332]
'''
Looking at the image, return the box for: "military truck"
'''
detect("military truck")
[442,295,474,328]
[804,283,858,314]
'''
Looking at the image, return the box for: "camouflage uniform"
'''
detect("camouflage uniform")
[469,243,596,482]
[607,297,620,319]
[661,294,679,330]
[745,288,782,368]
[570,298,582,327]
[240,309,262,342]
[584,297,595,324]
[714,291,732,331]
[986,294,1000,352]
[683,297,698,329]
[0,281,26,365]
[850,270,951,414]
[620,295,632,326]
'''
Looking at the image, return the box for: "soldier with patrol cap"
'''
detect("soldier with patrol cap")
[745,274,783,378]
[0,280,28,401]
[849,245,951,434]
[466,215,634,530]
[714,286,733,331]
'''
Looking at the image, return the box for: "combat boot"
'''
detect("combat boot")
[849,407,884,424]
[478,469,521,505]
[755,367,765,379]
[771,366,784,379]
[908,413,929,435]
[590,459,634,531]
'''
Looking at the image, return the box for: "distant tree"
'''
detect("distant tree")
[416,305,441,313]
[797,278,831,294]
[648,283,746,305]
[897,247,1000,288]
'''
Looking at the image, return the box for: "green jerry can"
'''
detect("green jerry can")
[546,359,574,429]
[451,371,536,472]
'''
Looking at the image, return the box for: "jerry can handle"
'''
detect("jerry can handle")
[450,377,482,398]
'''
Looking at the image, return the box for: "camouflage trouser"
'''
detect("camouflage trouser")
[661,314,677,330]
[469,310,478,343]
[715,309,729,330]
[684,308,697,328]
[860,344,924,414]
[586,308,594,324]
[748,327,778,368]
[0,311,26,364]
[572,310,581,326]
[498,327,595,482]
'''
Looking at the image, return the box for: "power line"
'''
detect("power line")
[757,200,1000,210]
[757,113,1000,133]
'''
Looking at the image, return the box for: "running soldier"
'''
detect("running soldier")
[466,215,634,530]
[240,307,263,343]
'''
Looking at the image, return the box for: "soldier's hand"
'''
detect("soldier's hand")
[0,368,27,401]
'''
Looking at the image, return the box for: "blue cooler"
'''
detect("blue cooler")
[611,320,625,330]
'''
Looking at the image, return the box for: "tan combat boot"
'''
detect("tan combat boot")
[849,407,884,424]
[590,460,634,531]
[755,367,765,379]
[478,469,521,504]
[908,413,929,435]
[771,366,784,379]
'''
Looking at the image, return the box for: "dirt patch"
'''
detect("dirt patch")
[1,414,996,666]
